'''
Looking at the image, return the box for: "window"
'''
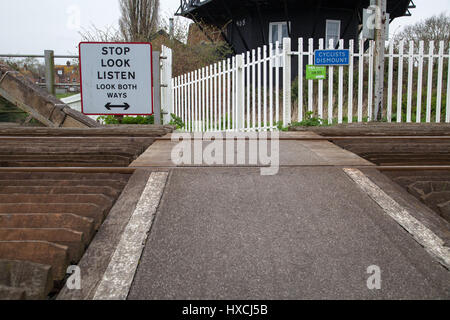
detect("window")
[269,22,290,45]
[269,22,290,67]
[325,20,341,46]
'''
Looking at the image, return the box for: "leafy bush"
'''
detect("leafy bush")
[98,115,154,125]
[291,111,325,127]
[169,113,185,130]
[121,116,154,124]
[97,115,119,124]
[278,112,324,131]
[276,121,289,131]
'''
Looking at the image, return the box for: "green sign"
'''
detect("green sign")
[306,65,327,80]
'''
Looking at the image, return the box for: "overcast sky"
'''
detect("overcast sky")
[0,0,448,58]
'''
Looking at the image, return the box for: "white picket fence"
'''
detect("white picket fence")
[169,37,450,132]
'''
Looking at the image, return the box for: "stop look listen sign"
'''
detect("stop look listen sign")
[79,42,153,115]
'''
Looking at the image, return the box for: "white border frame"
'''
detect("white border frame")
[313,49,350,66]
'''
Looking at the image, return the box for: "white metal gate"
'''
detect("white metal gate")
[161,45,173,124]
[169,37,450,132]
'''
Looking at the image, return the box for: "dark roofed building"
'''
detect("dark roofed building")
[176,0,415,54]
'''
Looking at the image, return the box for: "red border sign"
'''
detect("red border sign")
[78,42,154,116]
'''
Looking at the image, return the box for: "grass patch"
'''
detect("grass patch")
[97,115,155,125]
[56,92,78,100]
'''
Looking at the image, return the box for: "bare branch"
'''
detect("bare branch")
[119,0,160,42]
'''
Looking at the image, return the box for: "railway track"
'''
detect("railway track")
[0,126,173,299]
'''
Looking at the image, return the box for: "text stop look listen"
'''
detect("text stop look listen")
[98,46,136,80]
[79,42,153,115]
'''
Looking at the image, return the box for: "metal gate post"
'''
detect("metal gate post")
[44,50,55,95]
[282,38,292,127]
[153,51,161,125]
[161,47,173,125]
[236,54,245,130]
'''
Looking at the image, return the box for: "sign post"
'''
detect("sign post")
[79,42,153,116]
[152,51,161,125]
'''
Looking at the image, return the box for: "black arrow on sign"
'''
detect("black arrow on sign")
[105,103,130,110]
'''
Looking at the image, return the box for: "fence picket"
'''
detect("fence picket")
[188,73,192,131]
[183,73,187,131]
[179,76,182,125]
[263,46,268,129]
[348,39,354,124]
[197,70,201,131]
[227,59,231,131]
[397,40,404,123]
[269,43,274,130]
[192,71,195,131]
[436,41,444,123]
[447,47,450,123]
[318,39,324,121]
[387,41,394,123]
[298,38,304,122]
[275,41,280,125]
[246,51,251,130]
[358,39,364,123]
[407,41,414,123]
[258,47,262,130]
[174,77,178,118]
[283,38,292,126]
[219,62,223,131]
[231,58,235,130]
[232,57,236,131]
[206,67,210,132]
[192,70,198,131]
[178,77,181,119]
[417,41,424,123]
[208,65,211,131]
[178,76,182,119]
[191,72,195,131]
[368,40,374,121]
[426,41,434,123]
[338,39,344,124]
[240,54,246,129]
[328,39,334,125]
[308,38,314,113]
[216,63,220,131]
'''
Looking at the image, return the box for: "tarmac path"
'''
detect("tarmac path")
[89,133,450,300]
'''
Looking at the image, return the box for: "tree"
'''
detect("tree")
[0,57,45,81]
[119,0,160,42]
[394,13,450,52]
[79,24,123,42]
[80,1,231,77]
